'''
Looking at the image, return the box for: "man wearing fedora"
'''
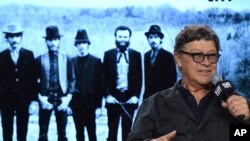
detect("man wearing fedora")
[36,25,75,141]
[0,24,37,141]
[70,29,103,141]
[143,25,177,99]
[103,25,142,141]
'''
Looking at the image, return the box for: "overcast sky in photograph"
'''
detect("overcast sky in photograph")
[0,0,249,11]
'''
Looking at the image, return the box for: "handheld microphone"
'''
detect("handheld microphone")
[212,73,245,121]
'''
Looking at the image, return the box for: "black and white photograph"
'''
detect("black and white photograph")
[0,0,250,141]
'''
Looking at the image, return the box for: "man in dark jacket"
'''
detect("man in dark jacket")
[0,24,37,141]
[127,25,250,141]
[70,29,103,141]
[36,25,75,141]
[103,25,142,141]
[143,25,177,100]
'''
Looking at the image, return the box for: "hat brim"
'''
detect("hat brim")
[42,35,63,38]
[75,39,91,44]
[3,31,23,34]
[75,39,89,41]
[3,24,23,34]
[145,32,164,38]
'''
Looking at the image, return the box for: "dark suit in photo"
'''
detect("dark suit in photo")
[103,48,142,141]
[0,48,37,141]
[143,48,177,99]
[70,54,103,141]
[36,51,75,141]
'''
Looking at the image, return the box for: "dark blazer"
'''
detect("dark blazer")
[0,48,37,108]
[70,54,103,111]
[103,48,142,102]
[143,48,177,99]
[128,82,242,141]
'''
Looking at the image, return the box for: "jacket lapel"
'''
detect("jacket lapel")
[154,48,163,65]
[128,49,132,70]
[16,48,24,66]
[73,57,80,77]
[145,51,151,66]
[197,95,221,131]
[164,85,227,133]
[111,49,117,73]
[58,52,67,94]
[163,88,197,123]
[5,49,15,66]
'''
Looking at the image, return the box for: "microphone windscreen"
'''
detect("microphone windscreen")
[212,73,223,85]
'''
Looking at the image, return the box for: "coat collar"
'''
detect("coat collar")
[111,48,132,69]
[162,84,197,123]
[77,54,90,73]
[161,81,223,127]
[7,48,25,66]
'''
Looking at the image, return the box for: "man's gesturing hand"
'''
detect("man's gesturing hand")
[151,130,176,141]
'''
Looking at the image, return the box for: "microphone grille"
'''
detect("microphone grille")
[212,73,223,85]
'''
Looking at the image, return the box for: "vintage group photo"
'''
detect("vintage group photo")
[0,0,249,141]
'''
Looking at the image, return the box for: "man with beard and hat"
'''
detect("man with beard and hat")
[103,25,142,141]
[36,25,75,141]
[143,25,177,100]
[0,23,37,141]
[70,29,103,141]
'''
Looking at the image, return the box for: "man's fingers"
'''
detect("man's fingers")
[151,130,176,141]
[57,105,63,111]
[221,101,228,108]
[166,130,176,140]
[57,105,67,111]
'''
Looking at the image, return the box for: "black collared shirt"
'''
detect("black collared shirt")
[49,51,60,91]
[178,82,212,124]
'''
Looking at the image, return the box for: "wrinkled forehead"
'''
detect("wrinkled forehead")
[183,40,218,52]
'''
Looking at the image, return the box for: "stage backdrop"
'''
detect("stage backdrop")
[0,0,249,140]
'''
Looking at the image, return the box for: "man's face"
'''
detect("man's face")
[6,33,22,49]
[147,34,162,50]
[46,38,60,52]
[76,42,89,56]
[175,40,218,87]
[115,30,130,49]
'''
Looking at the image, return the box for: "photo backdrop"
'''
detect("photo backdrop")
[0,0,249,140]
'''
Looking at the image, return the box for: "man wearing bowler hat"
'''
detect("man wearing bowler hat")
[143,25,177,99]
[36,25,75,141]
[0,23,37,141]
[70,29,103,141]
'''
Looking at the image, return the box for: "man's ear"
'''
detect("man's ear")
[174,52,182,68]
